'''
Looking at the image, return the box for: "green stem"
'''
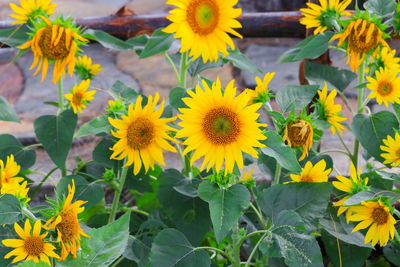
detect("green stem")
[57,78,64,111]
[320,150,350,156]
[120,207,149,216]
[194,246,232,262]
[337,133,352,155]
[164,52,180,82]
[232,224,241,267]
[110,256,124,267]
[30,167,58,198]
[108,164,129,223]
[21,206,38,221]
[179,51,189,88]
[353,62,365,168]
[245,233,269,267]
[249,203,267,229]
[336,90,355,114]
[273,163,282,185]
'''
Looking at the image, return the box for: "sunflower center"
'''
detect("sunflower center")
[38,26,71,60]
[286,120,311,147]
[372,207,388,225]
[24,236,44,257]
[301,175,314,182]
[72,92,83,106]
[187,0,219,35]
[348,20,380,54]
[377,81,393,96]
[202,106,240,145]
[56,209,80,243]
[127,118,155,150]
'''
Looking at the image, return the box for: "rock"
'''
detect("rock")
[126,0,166,14]
[0,62,24,104]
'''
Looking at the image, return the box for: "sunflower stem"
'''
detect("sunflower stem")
[232,223,241,267]
[353,61,366,168]
[108,164,129,223]
[273,163,282,185]
[164,52,180,82]
[245,232,269,267]
[179,51,189,88]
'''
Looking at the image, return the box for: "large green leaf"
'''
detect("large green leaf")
[139,29,174,59]
[0,25,30,48]
[276,85,319,112]
[198,180,250,243]
[0,96,19,123]
[110,80,140,101]
[352,111,399,163]
[76,115,111,138]
[278,32,334,63]
[0,134,36,171]
[188,57,225,77]
[150,228,211,267]
[383,243,400,266]
[123,236,151,266]
[260,131,301,173]
[224,48,262,74]
[257,183,331,229]
[0,194,22,225]
[169,87,189,110]
[304,61,357,92]
[34,109,77,169]
[83,29,133,51]
[92,138,116,169]
[364,0,396,17]
[57,212,130,267]
[16,261,49,267]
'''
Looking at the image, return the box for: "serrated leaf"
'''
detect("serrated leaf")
[139,29,174,59]
[84,29,133,51]
[0,96,19,122]
[276,85,319,112]
[0,134,36,171]
[76,115,110,138]
[0,194,22,225]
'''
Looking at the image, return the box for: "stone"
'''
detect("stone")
[126,0,166,14]
[0,62,24,104]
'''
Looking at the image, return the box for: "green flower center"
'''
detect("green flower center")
[187,0,219,35]
[377,81,393,96]
[203,106,240,145]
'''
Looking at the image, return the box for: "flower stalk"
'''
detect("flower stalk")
[108,163,129,223]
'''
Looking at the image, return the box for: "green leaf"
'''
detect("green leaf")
[110,80,140,101]
[76,116,111,138]
[16,261,49,267]
[139,29,174,59]
[278,32,334,63]
[92,138,116,169]
[271,225,323,267]
[198,180,250,242]
[0,194,22,224]
[56,175,104,209]
[393,103,400,119]
[0,96,19,122]
[260,131,302,173]
[150,228,211,267]
[276,85,319,112]
[383,243,400,266]
[304,61,357,92]
[344,191,375,205]
[0,134,36,171]
[34,109,77,169]
[352,111,399,163]
[362,171,393,191]
[123,236,151,266]
[188,57,225,77]
[364,0,396,17]
[58,212,130,267]
[224,48,262,74]
[257,183,331,229]
[126,35,149,55]
[169,87,189,110]
[0,25,30,48]
[83,29,133,51]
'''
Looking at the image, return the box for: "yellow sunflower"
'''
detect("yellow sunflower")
[109,93,177,175]
[243,72,275,104]
[283,119,314,161]
[288,160,331,183]
[372,47,400,72]
[18,16,88,83]
[332,163,369,222]
[164,0,242,62]
[380,132,400,167]
[64,79,96,114]
[44,180,89,261]
[176,78,266,174]
[317,83,347,135]
[0,154,24,195]
[239,169,254,185]
[9,0,56,25]
[75,55,102,80]
[333,18,388,71]
[348,200,396,246]
[367,68,400,107]
[300,0,352,34]
[2,219,59,265]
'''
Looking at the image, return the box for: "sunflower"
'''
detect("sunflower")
[75,55,102,80]
[64,79,96,114]
[288,160,331,183]
[371,47,400,72]
[2,219,59,265]
[348,199,396,246]
[176,78,266,174]
[333,16,388,71]
[0,154,24,195]
[109,93,177,175]
[13,180,31,203]
[9,0,56,25]
[366,68,400,107]
[44,180,89,260]
[283,118,314,161]
[18,16,88,83]
[332,163,369,222]
[300,0,352,34]
[317,83,347,135]
[380,132,400,167]
[243,72,275,104]
[163,0,242,62]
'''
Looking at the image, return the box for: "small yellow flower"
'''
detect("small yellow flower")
[283,119,314,161]
[9,0,56,25]
[372,47,400,72]
[44,180,90,261]
[75,55,102,80]
[300,0,352,34]
[288,160,331,183]
[348,200,396,247]
[243,72,275,104]
[64,79,96,114]
[164,0,242,62]
[380,132,400,167]
[367,68,400,107]
[240,169,254,183]
[317,83,347,135]
[0,154,24,195]
[2,219,59,265]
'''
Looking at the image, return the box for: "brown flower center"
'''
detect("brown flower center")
[348,20,380,54]
[396,149,400,158]
[301,175,314,182]
[377,81,393,96]
[56,209,80,243]
[127,118,155,150]
[72,92,83,106]
[39,26,71,60]
[24,236,44,257]
[372,207,388,225]
[186,0,219,35]
[286,119,311,148]
[202,106,240,145]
